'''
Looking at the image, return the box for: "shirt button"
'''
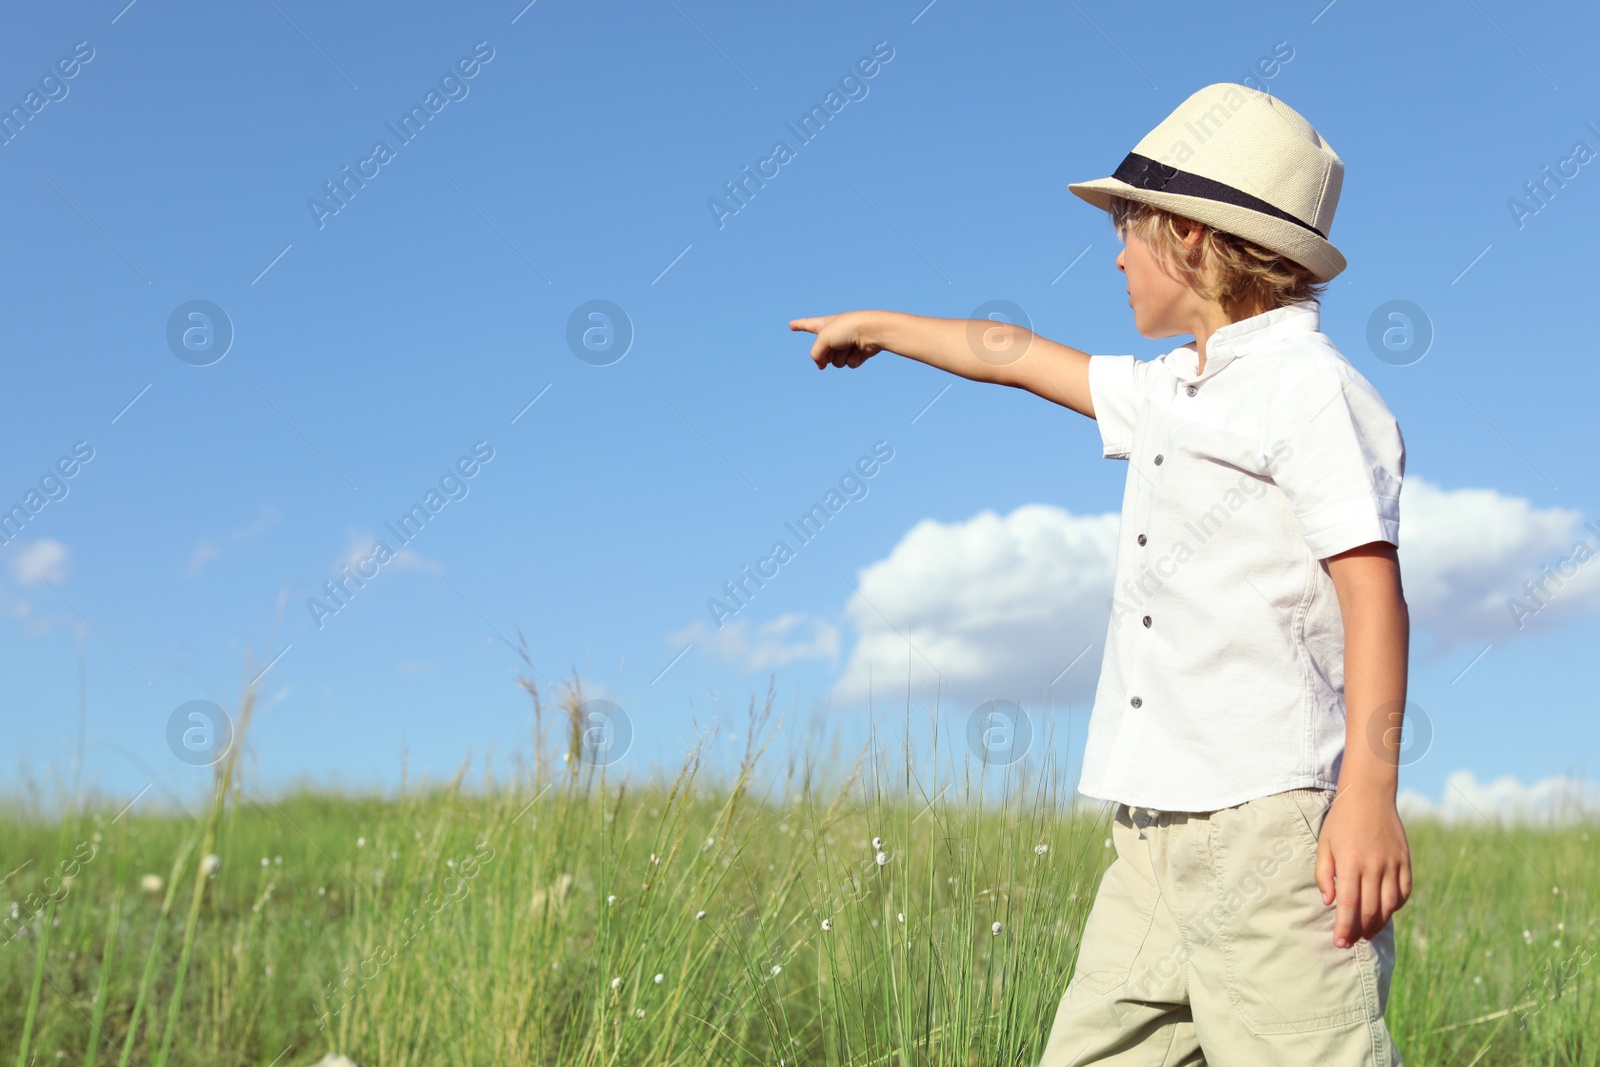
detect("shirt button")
[1142,615,1152,627]
[1153,454,1164,465]
[1129,696,1142,708]
[1136,533,1147,546]
[1186,385,1198,397]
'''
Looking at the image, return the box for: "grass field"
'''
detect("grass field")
[2,676,1595,1066]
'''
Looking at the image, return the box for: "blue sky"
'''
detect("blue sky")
[2,0,1597,814]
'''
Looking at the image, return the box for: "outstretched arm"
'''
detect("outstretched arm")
[788,310,1098,418]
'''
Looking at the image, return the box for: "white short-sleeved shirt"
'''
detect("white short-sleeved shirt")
[1079,299,1405,812]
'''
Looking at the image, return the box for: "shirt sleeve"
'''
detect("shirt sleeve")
[1087,354,1149,460]
[1262,360,1405,560]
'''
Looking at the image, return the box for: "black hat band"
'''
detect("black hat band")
[1110,152,1327,239]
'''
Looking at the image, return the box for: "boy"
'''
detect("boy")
[789,83,1411,1065]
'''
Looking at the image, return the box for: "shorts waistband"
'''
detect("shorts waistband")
[1121,787,1335,823]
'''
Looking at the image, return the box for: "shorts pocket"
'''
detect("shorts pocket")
[1279,787,1335,851]
[1213,790,1382,1035]
[1067,808,1158,997]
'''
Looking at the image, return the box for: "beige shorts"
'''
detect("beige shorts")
[1038,788,1401,1067]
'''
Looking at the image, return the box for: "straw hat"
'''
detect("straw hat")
[1068,83,1347,282]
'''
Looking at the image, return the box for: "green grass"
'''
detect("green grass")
[1,676,1595,1066]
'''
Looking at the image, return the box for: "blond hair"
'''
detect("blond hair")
[1108,195,1327,319]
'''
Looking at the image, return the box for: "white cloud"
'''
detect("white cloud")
[340,529,441,576]
[184,538,222,579]
[1398,477,1600,652]
[1398,769,1600,826]
[182,508,281,575]
[828,503,1120,709]
[9,539,69,586]
[816,476,1598,710]
[234,506,280,542]
[182,507,279,579]
[668,475,1595,710]
[673,612,842,673]
[388,549,443,574]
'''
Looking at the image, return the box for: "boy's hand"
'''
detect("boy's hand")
[789,312,882,370]
[789,310,1098,417]
[1315,785,1412,949]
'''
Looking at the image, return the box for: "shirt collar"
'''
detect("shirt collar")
[1171,299,1321,382]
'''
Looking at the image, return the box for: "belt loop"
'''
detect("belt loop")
[1130,806,1152,838]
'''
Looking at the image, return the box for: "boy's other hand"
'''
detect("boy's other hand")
[790,312,882,370]
[1316,786,1413,950]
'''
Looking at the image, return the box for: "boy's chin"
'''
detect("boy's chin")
[1129,310,1183,341]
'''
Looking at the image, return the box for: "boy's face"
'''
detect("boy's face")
[1116,225,1214,340]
